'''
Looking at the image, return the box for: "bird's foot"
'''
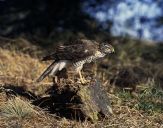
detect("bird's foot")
[80,78,91,84]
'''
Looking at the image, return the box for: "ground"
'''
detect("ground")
[0,37,163,128]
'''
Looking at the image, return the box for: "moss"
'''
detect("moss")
[78,86,99,122]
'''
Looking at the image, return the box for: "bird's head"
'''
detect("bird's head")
[100,43,115,54]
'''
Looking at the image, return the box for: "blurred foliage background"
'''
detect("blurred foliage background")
[0,0,162,43]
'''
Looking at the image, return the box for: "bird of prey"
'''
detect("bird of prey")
[37,39,114,84]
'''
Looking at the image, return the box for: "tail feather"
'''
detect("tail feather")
[58,61,67,70]
[36,60,68,82]
[50,63,60,75]
[50,60,67,75]
[36,61,56,82]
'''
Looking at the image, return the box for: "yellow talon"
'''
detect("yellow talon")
[78,71,88,84]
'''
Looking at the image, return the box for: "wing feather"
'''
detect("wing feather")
[56,40,99,62]
[36,61,56,82]
[41,39,99,62]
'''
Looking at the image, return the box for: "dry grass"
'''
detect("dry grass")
[0,97,36,119]
[0,39,163,128]
[0,48,52,95]
[0,48,46,82]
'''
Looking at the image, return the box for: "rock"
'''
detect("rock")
[33,78,113,122]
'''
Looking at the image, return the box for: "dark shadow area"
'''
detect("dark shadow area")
[1,83,85,121]
[110,66,149,91]
[0,0,109,47]
[32,84,86,121]
[2,84,38,100]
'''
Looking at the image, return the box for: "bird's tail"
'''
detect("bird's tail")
[36,60,67,82]
[36,61,56,82]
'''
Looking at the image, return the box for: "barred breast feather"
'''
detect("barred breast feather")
[73,52,106,69]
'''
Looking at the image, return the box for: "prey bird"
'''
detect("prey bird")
[37,39,114,84]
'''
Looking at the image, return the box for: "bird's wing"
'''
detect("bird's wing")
[56,42,98,62]
[42,40,99,62]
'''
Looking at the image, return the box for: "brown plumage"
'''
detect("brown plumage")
[42,39,99,62]
[37,39,114,84]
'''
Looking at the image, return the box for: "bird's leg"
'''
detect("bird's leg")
[53,77,56,83]
[79,71,90,84]
[83,71,91,83]
[53,76,60,85]
[78,70,86,84]
[81,71,87,82]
